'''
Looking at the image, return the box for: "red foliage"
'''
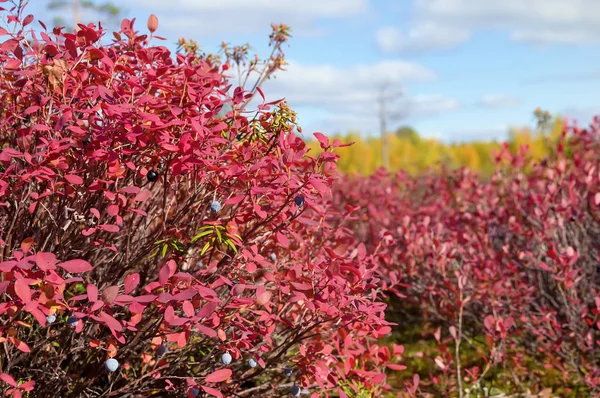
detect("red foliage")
[0,5,399,397]
[332,118,600,395]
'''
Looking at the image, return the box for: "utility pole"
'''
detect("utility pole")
[72,0,80,26]
[379,86,389,169]
[377,82,407,169]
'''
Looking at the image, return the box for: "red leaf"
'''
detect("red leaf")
[387,363,407,371]
[205,369,232,383]
[98,224,120,233]
[0,261,16,272]
[161,143,179,152]
[392,344,404,356]
[224,195,245,205]
[19,380,34,392]
[313,132,329,149]
[134,190,152,202]
[22,14,34,27]
[245,262,256,273]
[124,273,140,294]
[82,228,96,236]
[309,176,328,195]
[291,282,311,291]
[102,285,119,305]
[14,279,31,303]
[538,261,553,272]
[65,174,83,185]
[107,204,119,216]
[0,373,17,387]
[182,300,194,317]
[58,259,93,273]
[256,291,272,306]
[200,385,223,398]
[90,301,104,312]
[100,311,123,331]
[164,305,186,326]
[276,232,289,248]
[87,284,98,302]
[196,324,217,337]
[119,186,140,194]
[172,289,197,302]
[159,260,177,285]
[484,315,496,332]
[35,252,57,272]
[9,337,30,353]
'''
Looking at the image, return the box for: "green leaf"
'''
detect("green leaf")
[191,229,213,243]
[225,239,238,253]
[200,241,211,256]
[161,244,168,257]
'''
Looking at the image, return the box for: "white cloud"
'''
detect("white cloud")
[378,0,600,53]
[479,94,520,108]
[411,94,461,115]
[376,23,469,53]
[122,0,369,36]
[254,60,458,135]
[262,60,436,107]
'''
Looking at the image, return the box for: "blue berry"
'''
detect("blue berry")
[291,384,301,396]
[46,314,57,324]
[210,200,222,213]
[294,195,305,207]
[156,344,167,356]
[221,352,232,365]
[248,358,257,368]
[105,358,119,372]
[67,315,79,327]
[147,170,159,182]
[283,367,293,377]
[189,387,199,397]
[269,253,276,261]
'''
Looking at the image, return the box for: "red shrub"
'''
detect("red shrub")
[0,5,400,397]
[332,119,600,396]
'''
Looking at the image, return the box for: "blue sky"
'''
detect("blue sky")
[26,0,600,142]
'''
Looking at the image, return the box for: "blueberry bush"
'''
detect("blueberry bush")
[0,3,401,397]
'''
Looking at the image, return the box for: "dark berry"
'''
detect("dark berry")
[294,195,305,207]
[147,170,159,182]
[67,315,79,327]
[156,344,167,356]
[291,384,301,396]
